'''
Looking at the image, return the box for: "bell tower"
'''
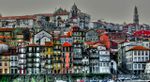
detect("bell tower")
[133,6,139,24]
[70,3,78,18]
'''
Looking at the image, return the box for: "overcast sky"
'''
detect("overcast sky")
[0,0,150,24]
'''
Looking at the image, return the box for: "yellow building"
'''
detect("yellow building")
[0,52,10,74]
[43,42,54,74]
[52,39,63,74]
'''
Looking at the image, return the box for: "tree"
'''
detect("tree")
[22,28,30,41]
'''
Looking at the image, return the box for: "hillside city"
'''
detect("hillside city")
[0,3,150,82]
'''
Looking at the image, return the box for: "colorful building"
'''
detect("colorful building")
[62,42,73,74]
[26,44,41,75]
[9,47,18,74]
[17,42,26,75]
[42,41,53,74]
[0,52,10,74]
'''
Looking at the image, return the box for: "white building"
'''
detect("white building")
[98,46,111,74]
[17,43,26,75]
[125,45,150,74]
[88,45,115,74]
[33,30,52,45]
[118,41,150,67]
[0,15,35,28]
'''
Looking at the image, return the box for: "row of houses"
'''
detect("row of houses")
[0,25,117,75]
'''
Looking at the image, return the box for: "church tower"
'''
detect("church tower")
[70,3,78,18]
[133,6,139,24]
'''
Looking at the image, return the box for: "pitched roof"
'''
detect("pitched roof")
[27,44,40,47]
[34,13,53,17]
[0,28,15,31]
[84,41,96,45]
[0,15,35,20]
[133,30,150,37]
[0,36,12,39]
[128,46,150,51]
[44,42,53,47]
[62,42,72,47]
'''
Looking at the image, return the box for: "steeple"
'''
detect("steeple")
[70,3,78,18]
[133,6,139,24]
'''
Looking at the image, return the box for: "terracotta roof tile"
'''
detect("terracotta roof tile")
[44,42,53,46]
[133,30,150,37]
[0,28,15,31]
[0,15,35,20]
[0,36,12,39]
[34,13,53,17]
[62,42,72,47]
[27,44,40,47]
[128,46,150,51]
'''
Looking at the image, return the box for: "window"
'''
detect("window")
[29,47,32,52]
[146,57,149,61]
[15,69,17,73]
[138,64,141,69]
[5,63,7,66]
[138,51,140,55]
[134,51,137,55]
[138,57,141,61]
[36,47,40,52]
[21,48,25,53]
[134,57,137,61]
[142,51,144,55]
[142,57,144,61]
[145,51,148,55]
[11,69,13,74]
[134,64,137,69]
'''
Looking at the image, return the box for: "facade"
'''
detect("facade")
[62,42,73,74]
[42,41,53,74]
[88,45,111,74]
[145,61,150,74]
[10,47,18,74]
[0,28,15,44]
[17,43,26,75]
[33,30,52,45]
[85,29,99,42]
[118,41,150,67]
[53,37,62,74]
[125,46,150,74]
[72,26,85,74]
[82,50,90,74]
[26,44,41,75]
[88,47,100,74]
[0,52,10,74]
[0,15,35,28]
